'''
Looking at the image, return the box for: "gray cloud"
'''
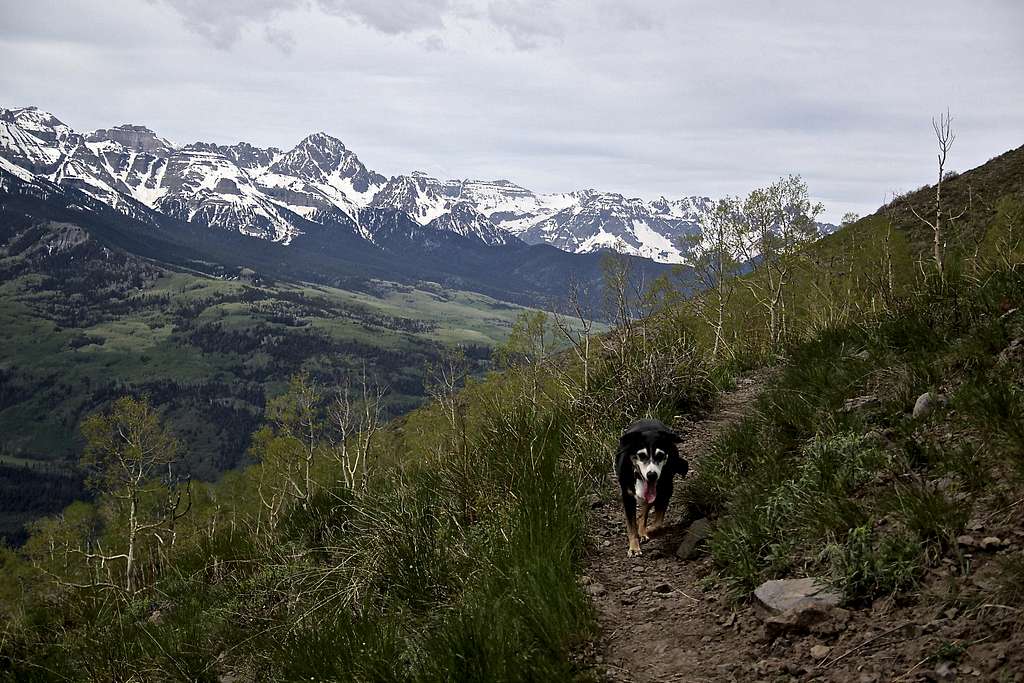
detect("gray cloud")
[153,0,577,50]
[486,1,565,49]
[263,25,297,54]
[154,0,292,48]
[320,0,450,34]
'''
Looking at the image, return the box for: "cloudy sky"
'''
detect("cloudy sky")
[2,0,1021,221]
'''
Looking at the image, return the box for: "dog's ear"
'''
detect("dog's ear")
[618,429,645,452]
[673,457,689,478]
[660,427,683,445]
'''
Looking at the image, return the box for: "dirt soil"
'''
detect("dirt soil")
[579,373,1024,682]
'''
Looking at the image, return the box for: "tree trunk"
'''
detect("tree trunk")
[126,496,137,593]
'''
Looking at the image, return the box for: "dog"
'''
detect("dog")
[614,419,687,557]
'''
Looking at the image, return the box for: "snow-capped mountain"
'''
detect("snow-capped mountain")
[0,105,827,263]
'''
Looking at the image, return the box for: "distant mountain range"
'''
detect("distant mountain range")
[0,105,734,263]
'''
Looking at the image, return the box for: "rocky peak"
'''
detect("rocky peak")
[2,106,69,133]
[186,141,280,170]
[88,124,175,156]
[269,132,384,191]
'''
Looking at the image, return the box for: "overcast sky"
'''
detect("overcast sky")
[2,1,1022,221]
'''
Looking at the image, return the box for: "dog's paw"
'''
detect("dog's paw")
[639,534,650,544]
[627,544,643,557]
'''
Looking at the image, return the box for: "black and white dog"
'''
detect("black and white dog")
[614,419,687,557]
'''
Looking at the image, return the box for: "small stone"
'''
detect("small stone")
[809,644,831,660]
[943,606,959,620]
[957,534,978,547]
[676,518,713,560]
[623,585,644,595]
[913,391,945,419]
[632,565,645,574]
[981,536,1006,549]
[653,582,673,593]
[853,349,871,361]
[997,338,1024,366]
[602,540,611,547]
[809,607,851,637]
[585,582,607,597]
[864,429,884,443]
[763,606,834,640]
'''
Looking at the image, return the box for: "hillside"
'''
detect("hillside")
[0,143,1019,681]
[0,205,558,543]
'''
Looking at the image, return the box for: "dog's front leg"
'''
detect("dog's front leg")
[637,499,650,543]
[648,508,665,533]
[622,493,642,557]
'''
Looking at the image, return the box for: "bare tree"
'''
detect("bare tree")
[911,109,966,277]
[683,196,743,358]
[426,346,469,439]
[600,249,650,365]
[250,373,325,530]
[78,397,188,593]
[497,310,556,403]
[551,279,595,397]
[737,175,822,347]
[328,369,387,491]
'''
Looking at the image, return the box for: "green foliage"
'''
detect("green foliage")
[691,263,1023,602]
[826,525,922,600]
[80,396,179,495]
[0,259,545,534]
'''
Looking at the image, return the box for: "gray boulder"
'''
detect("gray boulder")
[754,577,841,615]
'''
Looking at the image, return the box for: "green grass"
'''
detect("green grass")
[688,268,1024,601]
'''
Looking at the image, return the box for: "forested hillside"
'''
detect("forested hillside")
[0,209,545,543]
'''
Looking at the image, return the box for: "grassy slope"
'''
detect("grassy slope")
[0,144,1020,680]
[689,271,1024,596]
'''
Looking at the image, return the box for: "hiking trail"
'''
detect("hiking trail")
[581,372,770,682]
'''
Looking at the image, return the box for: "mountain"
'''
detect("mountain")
[0,105,738,261]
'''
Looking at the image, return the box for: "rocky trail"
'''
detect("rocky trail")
[579,373,1024,682]
[579,373,770,682]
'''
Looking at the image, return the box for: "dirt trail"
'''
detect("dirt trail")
[581,372,1024,682]
[582,373,770,683]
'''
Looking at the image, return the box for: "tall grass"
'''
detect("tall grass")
[1,303,714,680]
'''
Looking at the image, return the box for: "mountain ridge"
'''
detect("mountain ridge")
[0,105,737,262]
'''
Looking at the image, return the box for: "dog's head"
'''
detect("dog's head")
[619,420,683,504]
